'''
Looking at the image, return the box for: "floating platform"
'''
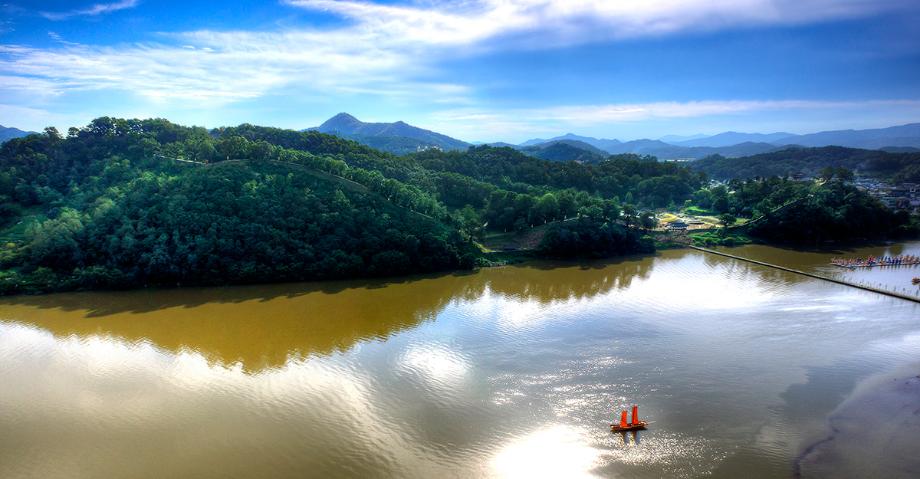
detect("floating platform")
[611,406,647,433]
[830,255,920,269]
[611,420,648,433]
[831,261,920,269]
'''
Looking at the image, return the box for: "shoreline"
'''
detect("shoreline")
[0,248,654,298]
[794,364,920,478]
[3,239,918,299]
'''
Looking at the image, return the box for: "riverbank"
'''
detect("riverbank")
[4,237,918,298]
[795,364,920,478]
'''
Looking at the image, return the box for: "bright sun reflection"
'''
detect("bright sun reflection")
[400,343,470,388]
[490,425,601,479]
[624,257,778,311]
[465,289,554,332]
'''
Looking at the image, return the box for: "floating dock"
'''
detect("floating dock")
[830,258,920,269]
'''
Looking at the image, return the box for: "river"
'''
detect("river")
[1,243,919,478]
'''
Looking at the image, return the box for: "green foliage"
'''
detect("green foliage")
[520,140,607,163]
[538,218,653,258]
[2,160,476,294]
[688,177,917,245]
[413,146,703,208]
[0,120,481,294]
[689,231,752,247]
[3,117,913,294]
[745,180,916,244]
[0,117,712,294]
[718,213,737,228]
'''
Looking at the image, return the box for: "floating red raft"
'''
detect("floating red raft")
[611,405,648,432]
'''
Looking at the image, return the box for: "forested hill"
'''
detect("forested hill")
[311,113,470,154]
[0,125,34,143]
[0,121,481,294]
[691,146,920,181]
[0,118,705,294]
[520,140,608,163]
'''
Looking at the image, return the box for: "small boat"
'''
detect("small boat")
[611,405,648,432]
[912,277,920,285]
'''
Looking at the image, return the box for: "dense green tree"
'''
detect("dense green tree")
[538,218,653,258]
[4,117,909,295]
[709,178,918,245]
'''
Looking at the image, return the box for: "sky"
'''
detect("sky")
[1,0,920,142]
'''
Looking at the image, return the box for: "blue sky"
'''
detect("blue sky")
[2,0,920,142]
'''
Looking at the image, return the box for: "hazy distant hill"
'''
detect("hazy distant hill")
[521,122,920,160]
[691,146,920,181]
[312,113,469,154]
[658,133,707,143]
[520,133,622,152]
[675,131,795,147]
[776,123,920,149]
[520,139,608,162]
[0,125,35,143]
[523,136,779,160]
[605,139,693,156]
[679,123,920,149]
[880,146,920,153]
[618,140,781,159]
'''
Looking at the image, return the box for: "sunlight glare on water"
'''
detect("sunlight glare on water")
[1,244,919,478]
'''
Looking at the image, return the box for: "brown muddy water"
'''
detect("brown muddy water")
[1,244,919,478]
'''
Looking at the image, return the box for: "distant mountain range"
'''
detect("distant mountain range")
[7,115,920,162]
[0,125,35,143]
[669,123,920,149]
[673,131,796,147]
[519,133,624,152]
[658,133,707,143]
[776,123,920,149]
[516,134,782,161]
[517,122,920,161]
[307,114,920,162]
[309,113,469,154]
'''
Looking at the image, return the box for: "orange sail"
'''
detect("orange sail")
[612,406,648,432]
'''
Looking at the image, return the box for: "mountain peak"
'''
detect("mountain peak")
[330,112,358,122]
[319,113,362,131]
[0,124,36,143]
[313,114,470,154]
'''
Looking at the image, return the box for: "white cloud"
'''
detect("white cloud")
[2,0,909,107]
[41,0,140,21]
[517,99,920,123]
[286,0,910,46]
[0,0,915,132]
[0,103,101,132]
[0,26,472,107]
